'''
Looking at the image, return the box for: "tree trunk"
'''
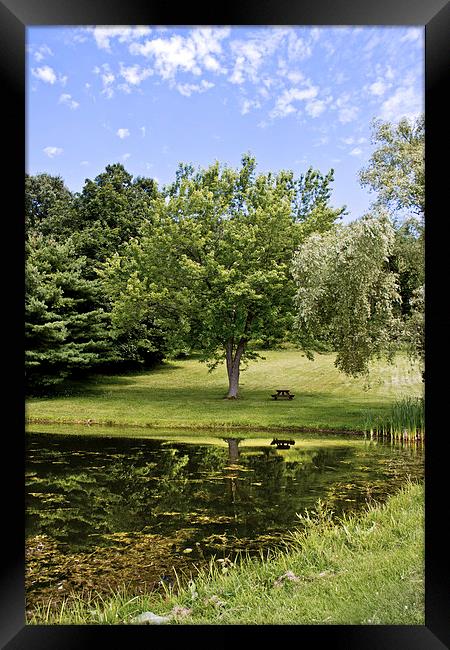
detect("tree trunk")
[225,338,246,399]
[224,437,241,462]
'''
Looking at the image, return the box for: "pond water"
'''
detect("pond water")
[25,431,423,613]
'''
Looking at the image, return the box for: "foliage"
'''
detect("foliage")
[359,115,424,366]
[292,213,402,376]
[403,285,425,364]
[71,164,158,268]
[359,114,424,221]
[25,233,117,392]
[103,155,344,397]
[25,165,164,391]
[25,173,76,237]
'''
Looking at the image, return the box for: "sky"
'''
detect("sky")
[26,25,424,223]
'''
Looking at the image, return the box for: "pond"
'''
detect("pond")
[25,431,424,615]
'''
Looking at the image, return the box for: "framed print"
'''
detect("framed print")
[1,0,449,647]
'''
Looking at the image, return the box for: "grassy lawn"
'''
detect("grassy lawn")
[26,349,422,433]
[28,481,424,625]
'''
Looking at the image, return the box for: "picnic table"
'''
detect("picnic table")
[271,438,295,449]
[271,389,295,400]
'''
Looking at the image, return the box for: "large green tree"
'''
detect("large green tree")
[292,114,425,377]
[25,166,162,391]
[292,213,402,376]
[72,163,158,269]
[25,234,116,392]
[25,173,76,238]
[360,114,424,368]
[103,155,344,397]
[359,114,424,222]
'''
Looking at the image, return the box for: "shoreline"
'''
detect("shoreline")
[25,416,365,436]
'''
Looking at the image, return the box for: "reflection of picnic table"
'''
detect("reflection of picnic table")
[271,389,295,400]
[271,438,295,449]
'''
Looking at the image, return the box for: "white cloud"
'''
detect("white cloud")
[400,28,423,44]
[71,30,89,44]
[188,27,229,72]
[32,65,57,84]
[270,85,318,118]
[175,79,214,96]
[306,99,326,117]
[334,95,359,123]
[286,30,312,61]
[140,126,146,137]
[349,147,363,156]
[80,160,90,166]
[93,63,115,98]
[92,26,152,51]
[43,146,63,158]
[33,44,53,62]
[286,70,304,84]
[103,72,115,85]
[130,27,229,80]
[364,33,382,53]
[368,79,387,96]
[117,128,130,139]
[58,93,79,109]
[131,35,200,77]
[229,29,287,85]
[119,63,153,85]
[122,153,131,161]
[241,97,261,115]
[380,85,422,121]
[339,106,359,123]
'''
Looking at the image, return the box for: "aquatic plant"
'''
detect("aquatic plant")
[362,396,424,441]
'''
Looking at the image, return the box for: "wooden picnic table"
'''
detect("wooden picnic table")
[271,389,295,400]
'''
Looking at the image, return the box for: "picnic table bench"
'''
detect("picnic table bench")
[271,389,295,400]
[271,438,296,449]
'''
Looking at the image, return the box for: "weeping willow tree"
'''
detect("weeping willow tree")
[292,213,404,377]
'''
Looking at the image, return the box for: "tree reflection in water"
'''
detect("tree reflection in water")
[26,432,423,612]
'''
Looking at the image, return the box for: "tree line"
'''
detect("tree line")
[26,115,424,396]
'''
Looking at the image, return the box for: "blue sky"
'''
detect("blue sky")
[26,25,424,223]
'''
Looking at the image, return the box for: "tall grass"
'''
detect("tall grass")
[362,395,424,441]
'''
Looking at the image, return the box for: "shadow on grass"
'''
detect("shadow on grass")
[29,362,186,397]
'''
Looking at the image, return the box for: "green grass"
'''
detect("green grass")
[28,481,424,625]
[26,349,423,433]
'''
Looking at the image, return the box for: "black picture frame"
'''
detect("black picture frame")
[1,0,448,647]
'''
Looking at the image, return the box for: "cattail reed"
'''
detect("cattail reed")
[362,396,424,441]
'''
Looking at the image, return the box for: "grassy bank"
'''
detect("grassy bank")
[28,481,424,625]
[26,350,422,433]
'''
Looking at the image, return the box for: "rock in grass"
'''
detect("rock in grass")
[273,570,301,588]
[171,605,192,618]
[131,611,172,625]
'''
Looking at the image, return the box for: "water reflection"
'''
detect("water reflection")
[25,432,423,611]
